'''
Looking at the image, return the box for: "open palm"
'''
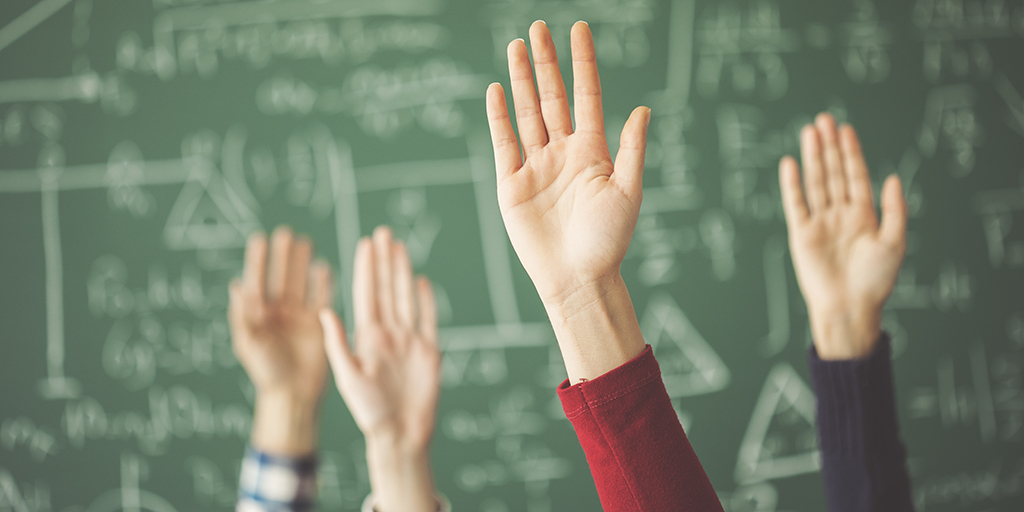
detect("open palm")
[320,227,440,450]
[229,227,332,403]
[486,21,650,306]
[780,114,907,359]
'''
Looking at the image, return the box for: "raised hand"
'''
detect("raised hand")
[229,227,333,455]
[485,20,650,307]
[319,227,440,512]
[485,20,649,382]
[779,113,908,360]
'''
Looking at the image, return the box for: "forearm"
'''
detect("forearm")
[809,335,914,512]
[250,391,320,457]
[543,273,646,383]
[558,346,723,511]
[365,435,437,512]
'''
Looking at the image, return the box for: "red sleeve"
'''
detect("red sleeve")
[557,345,723,512]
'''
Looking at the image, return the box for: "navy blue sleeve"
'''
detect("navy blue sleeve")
[808,335,915,512]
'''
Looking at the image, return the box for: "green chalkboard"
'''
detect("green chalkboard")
[1,0,1023,511]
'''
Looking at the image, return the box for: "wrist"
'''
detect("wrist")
[808,305,882,361]
[250,390,321,457]
[365,435,436,512]
[542,273,646,383]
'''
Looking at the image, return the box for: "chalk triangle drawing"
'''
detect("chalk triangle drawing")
[641,293,730,396]
[164,159,261,250]
[734,362,820,484]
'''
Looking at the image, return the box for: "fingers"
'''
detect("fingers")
[529,20,573,140]
[800,124,829,213]
[320,308,355,376]
[816,113,848,205]
[839,124,874,207]
[227,279,245,330]
[416,277,438,346]
[613,106,651,199]
[570,21,605,136]
[352,237,378,327]
[879,175,908,251]
[229,279,264,337]
[507,38,548,157]
[486,83,523,181]
[307,260,333,309]
[242,232,268,301]
[392,241,415,327]
[266,226,293,302]
[372,226,396,325]
[283,236,312,304]
[779,156,810,225]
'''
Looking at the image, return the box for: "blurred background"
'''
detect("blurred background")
[0,0,1022,510]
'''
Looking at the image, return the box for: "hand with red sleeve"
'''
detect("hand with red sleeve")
[486,20,722,512]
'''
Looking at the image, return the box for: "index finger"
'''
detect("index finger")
[570,21,605,135]
[486,83,523,181]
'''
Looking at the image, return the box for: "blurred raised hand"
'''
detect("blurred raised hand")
[485,20,649,382]
[229,227,333,456]
[779,113,907,360]
[320,226,441,512]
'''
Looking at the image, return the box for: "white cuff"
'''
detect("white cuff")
[360,493,451,512]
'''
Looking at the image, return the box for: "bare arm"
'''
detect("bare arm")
[230,227,332,457]
[320,227,442,512]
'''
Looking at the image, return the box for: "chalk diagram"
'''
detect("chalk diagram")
[734,362,819,484]
[641,293,730,397]
[163,158,261,251]
[84,454,179,512]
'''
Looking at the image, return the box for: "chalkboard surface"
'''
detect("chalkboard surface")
[1,1,1022,511]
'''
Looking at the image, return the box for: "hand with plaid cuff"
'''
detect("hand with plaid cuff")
[230,227,333,459]
[319,226,443,512]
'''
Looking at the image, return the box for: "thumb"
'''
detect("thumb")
[613,106,651,199]
[879,175,907,252]
[320,308,355,377]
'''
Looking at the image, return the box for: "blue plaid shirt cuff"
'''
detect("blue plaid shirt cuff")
[237,446,317,512]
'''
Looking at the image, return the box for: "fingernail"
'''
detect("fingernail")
[645,107,652,127]
[533,19,547,26]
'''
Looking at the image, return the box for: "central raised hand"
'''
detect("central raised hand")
[486,20,651,309]
[319,227,441,512]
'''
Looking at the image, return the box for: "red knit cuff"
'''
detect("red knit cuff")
[557,345,661,419]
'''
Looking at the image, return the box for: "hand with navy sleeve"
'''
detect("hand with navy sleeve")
[780,113,915,512]
[779,113,907,360]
